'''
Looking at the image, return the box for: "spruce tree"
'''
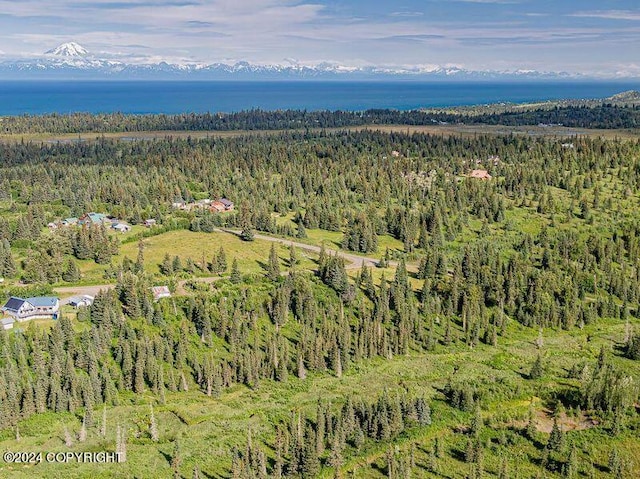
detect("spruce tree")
[626,333,640,360]
[160,253,173,275]
[608,448,622,477]
[296,221,307,238]
[150,404,159,442]
[240,222,255,242]
[171,439,182,479]
[0,239,16,277]
[529,354,544,379]
[289,243,299,267]
[172,255,183,273]
[135,240,145,273]
[267,244,281,281]
[78,414,87,442]
[230,258,241,284]
[64,426,73,447]
[62,259,81,282]
[471,404,483,438]
[547,417,564,452]
[101,404,107,437]
[566,444,578,478]
[217,246,227,272]
[526,405,537,439]
[301,426,320,478]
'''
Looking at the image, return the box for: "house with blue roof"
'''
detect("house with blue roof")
[61,217,79,226]
[78,212,109,226]
[1,296,60,321]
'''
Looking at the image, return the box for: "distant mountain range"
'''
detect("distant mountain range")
[0,42,615,81]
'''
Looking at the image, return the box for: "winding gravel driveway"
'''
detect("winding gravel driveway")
[218,228,393,270]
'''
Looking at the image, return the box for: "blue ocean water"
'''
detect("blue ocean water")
[0,81,638,115]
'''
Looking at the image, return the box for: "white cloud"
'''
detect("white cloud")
[390,11,424,18]
[570,10,640,21]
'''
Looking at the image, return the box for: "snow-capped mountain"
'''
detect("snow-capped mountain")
[45,42,89,57]
[0,43,584,80]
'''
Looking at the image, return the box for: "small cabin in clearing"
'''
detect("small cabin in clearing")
[112,223,131,233]
[151,286,172,301]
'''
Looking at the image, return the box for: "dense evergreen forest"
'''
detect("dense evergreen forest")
[0,102,639,135]
[0,126,639,478]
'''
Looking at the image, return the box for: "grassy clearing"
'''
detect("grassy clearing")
[67,229,320,287]
[116,230,318,275]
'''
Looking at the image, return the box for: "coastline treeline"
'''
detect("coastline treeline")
[1,103,639,134]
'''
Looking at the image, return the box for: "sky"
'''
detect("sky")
[0,0,639,76]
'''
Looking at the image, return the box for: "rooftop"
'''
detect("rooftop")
[26,297,59,307]
[3,297,26,311]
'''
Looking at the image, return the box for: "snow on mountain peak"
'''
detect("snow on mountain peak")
[0,49,588,80]
[45,42,88,57]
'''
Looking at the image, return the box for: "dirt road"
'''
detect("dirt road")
[218,228,393,270]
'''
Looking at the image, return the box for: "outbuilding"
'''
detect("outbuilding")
[151,286,172,301]
[1,317,15,330]
[112,223,131,233]
[67,295,94,308]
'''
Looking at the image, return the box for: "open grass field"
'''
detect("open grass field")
[71,224,403,287]
[78,230,320,282]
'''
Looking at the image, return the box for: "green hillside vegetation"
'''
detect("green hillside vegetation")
[0,126,639,477]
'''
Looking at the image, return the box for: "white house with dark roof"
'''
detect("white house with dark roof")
[2,296,60,321]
